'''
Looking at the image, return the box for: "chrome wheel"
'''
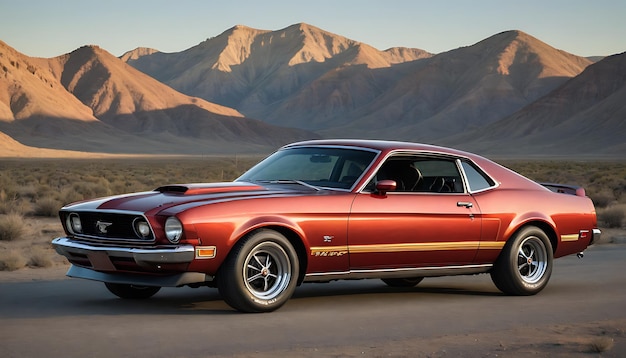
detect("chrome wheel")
[517,236,548,284]
[243,242,292,301]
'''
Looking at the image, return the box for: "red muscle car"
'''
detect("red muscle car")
[52,140,600,312]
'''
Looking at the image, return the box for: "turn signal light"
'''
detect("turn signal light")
[196,246,216,259]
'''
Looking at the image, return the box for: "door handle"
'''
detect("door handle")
[457,201,473,208]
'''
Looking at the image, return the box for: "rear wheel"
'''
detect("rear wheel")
[490,226,553,295]
[217,229,299,313]
[104,282,161,299]
[381,277,424,287]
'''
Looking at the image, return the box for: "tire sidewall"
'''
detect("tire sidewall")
[219,229,299,312]
[502,226,553,295]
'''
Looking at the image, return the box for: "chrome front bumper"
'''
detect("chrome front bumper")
[52,237,195,267]
[52,237,212,287]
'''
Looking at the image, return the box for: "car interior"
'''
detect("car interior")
[371,157,464,193]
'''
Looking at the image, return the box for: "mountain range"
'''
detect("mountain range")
[1,23,624,158]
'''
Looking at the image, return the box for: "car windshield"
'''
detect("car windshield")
[237,146,378,190]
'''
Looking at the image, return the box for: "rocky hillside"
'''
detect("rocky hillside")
[444,51,626,157]
[123,26,597,145]
[0,40,317,154]
[2,23,624,157]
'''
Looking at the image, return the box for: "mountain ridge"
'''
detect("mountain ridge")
[1,24,624,158]
[443,51,626,156]
[0,40,318,154]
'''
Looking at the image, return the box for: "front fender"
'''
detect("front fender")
[229,215,308,250]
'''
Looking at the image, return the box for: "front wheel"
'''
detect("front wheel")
[217,229,299,313]
[104,282,161,299]
[490,226,553,295]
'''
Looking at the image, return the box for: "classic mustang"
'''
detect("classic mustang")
[52,140,600,312]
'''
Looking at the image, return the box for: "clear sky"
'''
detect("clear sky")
[1,0,624,58]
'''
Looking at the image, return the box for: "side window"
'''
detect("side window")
[367,156,464,193]
[413,159,463,193]
[461,161,495,192]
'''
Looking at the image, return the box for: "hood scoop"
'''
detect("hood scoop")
[155,182,265,195]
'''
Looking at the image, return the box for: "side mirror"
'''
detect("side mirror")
[375,180,396,196]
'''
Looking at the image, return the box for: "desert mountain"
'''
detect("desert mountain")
[124,27,593,143]
[2,23,624,158]
[443,51,626,157]
[123,23,432,129]
[0,40,317,154]
[323,30,594,140]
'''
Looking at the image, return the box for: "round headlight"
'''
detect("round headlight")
[164,217,183,243]
[67,213,82,234]
[133,218,152,239]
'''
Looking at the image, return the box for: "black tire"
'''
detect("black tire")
[381,277,424,287]
[490,226,553,295]
[104,282,161,299]
[217,229,299,313]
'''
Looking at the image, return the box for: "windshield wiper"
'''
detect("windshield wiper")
[255,180,321,191]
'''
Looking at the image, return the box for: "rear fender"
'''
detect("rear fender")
[504,212,558,252]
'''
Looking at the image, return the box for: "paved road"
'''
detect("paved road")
[1,244,625,357]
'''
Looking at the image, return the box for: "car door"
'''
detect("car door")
[347,156,481,270]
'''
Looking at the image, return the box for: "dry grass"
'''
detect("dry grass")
[598,205,625,228]
[0,213,28,241]
[28,246,54,268]
[588,336,615,353]
[0,157,624,271]
[0,250,27,271]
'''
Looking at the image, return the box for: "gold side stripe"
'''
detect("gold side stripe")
[349,242,480,253]
[310,246,349,254]
[310,241,505,255]
[561,234,579,242]
[478,242,506,249]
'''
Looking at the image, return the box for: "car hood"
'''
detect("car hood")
[62,182,304,215]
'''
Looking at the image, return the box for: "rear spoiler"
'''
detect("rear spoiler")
[540,183,586,197]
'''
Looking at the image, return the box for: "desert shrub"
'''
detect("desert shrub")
[58,188,84,206]
[33,197,63,217]
[15,184,38,200]
[0,200,11,215]
[590,192,615,208]
[0,199,33,216]
[0,213,28,241]
[0,250,27,271]
[588,337,614,353]
[72,181,112,199]
[28,247,54,268]
[599,207,624,228]
[109,179,148,195]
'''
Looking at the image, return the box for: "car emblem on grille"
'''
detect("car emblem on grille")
[96,221,113,234]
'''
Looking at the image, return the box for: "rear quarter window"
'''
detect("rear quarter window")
[461,161,495,192]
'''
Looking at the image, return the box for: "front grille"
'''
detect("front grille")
[65,211,155,244]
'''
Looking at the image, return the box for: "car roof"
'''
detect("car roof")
[283,139,477,158]
[282,139,544,192]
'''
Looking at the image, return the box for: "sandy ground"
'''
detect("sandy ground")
[226,320,626,357]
